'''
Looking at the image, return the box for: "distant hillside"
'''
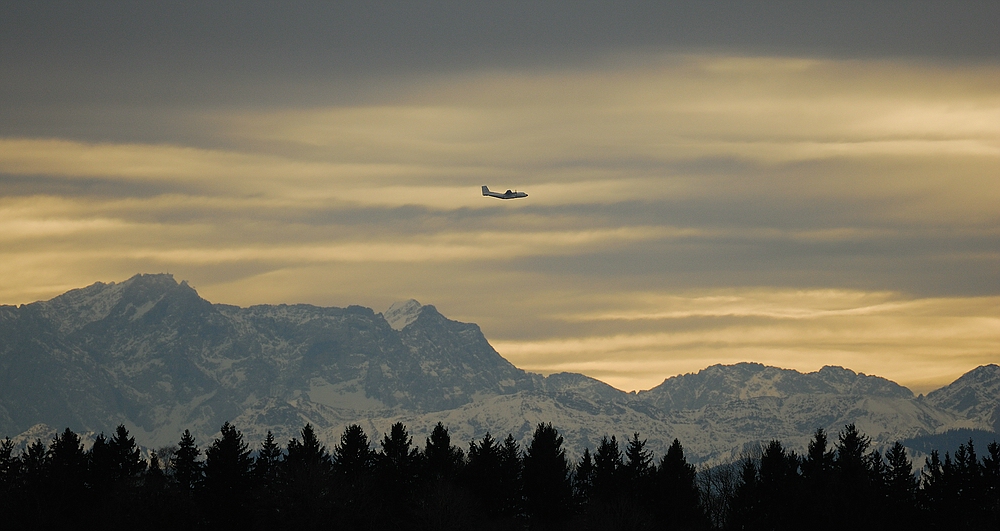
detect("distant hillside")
[902,428,1000,456]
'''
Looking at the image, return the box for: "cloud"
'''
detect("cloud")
[1,52,998,395]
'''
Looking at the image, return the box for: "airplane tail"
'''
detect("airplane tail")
[482,185,490,196]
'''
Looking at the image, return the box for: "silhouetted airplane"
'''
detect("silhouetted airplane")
[482,185,527,199]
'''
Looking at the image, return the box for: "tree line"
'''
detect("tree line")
[1,421,998,530]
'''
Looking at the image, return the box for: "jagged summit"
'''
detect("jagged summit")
[384,299,423,330]
[638,362,913,411]
[925,363,1000,431]
[34,273,191,333]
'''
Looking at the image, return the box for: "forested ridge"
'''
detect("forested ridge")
[1,421,998,530]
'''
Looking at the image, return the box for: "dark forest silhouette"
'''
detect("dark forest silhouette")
[1,421,998,530]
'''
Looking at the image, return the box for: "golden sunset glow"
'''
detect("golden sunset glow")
[3,5,998,395]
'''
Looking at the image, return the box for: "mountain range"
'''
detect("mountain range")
[1,273,997,463]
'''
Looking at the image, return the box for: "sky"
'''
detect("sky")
[2,1,998,393]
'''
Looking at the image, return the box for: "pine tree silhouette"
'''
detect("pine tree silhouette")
[800,428,835,531]
[251,430,284,528]
[253,430,282,490]
[330,423,376,525]
[465,431,516,519]
[756,440,799,531]
[498,433,524,518]
[883,441,917,528]
[424,421,464,481]
[332,423,374,483]
[109,424,146,482]
[203,421,254,527]
[282,423,333,527]
[377,422,421,526]
[833,423,878,526]
[17,439,48,524]
[592,435,623,504]
[657,438,706,530]
[523,422,573,526]
[172,429,203,492]
[983,441,1000,528]
[47,428,88,525]
[0,437,17,500]
[574,447,595,505]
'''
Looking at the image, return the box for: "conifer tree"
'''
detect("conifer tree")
[48,427,87,484]
[624,431,655,515]
[204,422,253,493]
[20,438,49,503]
[47,428,88,524]
[139,451,173,528]
[574,447,595,504]
[586,435,626,527]
[22,438,47,470]
[172,429,203,492]
[0,437,17,493]
[624,432,654,483]
[983,441,1000,527]
[419,422,473,529]
[883,441,917,527]
[799,428,835,530]
[592,435,623,503]
[835,423,872,478]
[108,424,146,484]
[377,422,421,525]
[145,451,166,490]
[283,424,334,527]
[498,433,523,518]
[920,448,946,513]
[1,439,27,525]
[284,423,333,483]
[522,422,573,525]
[254,430,282,490]
[464,432,506,517]
[657,438,705,530]
[5,439,51,527]
[88,433,114,491]
[379,421,420,481]
[251,430,283,528]
[802,428,834,482]
[86,425,145,524]
[755,440,800,530]
[467,431,500,477]
[424,422,464,481]
[203,422,254,527]
[833,424,881,528]
[332,423,374,478]
[728,457,761,530]
[949,439,988,528]
[332,422,375,518]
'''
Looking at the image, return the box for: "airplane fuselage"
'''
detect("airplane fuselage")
[482,185,528,199]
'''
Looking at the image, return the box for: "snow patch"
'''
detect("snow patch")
[306,377,386,411]
[384,299,423,330]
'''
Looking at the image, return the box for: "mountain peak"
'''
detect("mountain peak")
[122,272,179,289]
[925,364,1000,426]
[384,299,423,330]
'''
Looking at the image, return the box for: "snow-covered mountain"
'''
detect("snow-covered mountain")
[922,364,1000,433]
[1,274,996,463]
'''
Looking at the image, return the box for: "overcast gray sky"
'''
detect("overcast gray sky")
[2,1,998,392]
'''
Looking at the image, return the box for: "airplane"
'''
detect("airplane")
[482,185,528,199]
